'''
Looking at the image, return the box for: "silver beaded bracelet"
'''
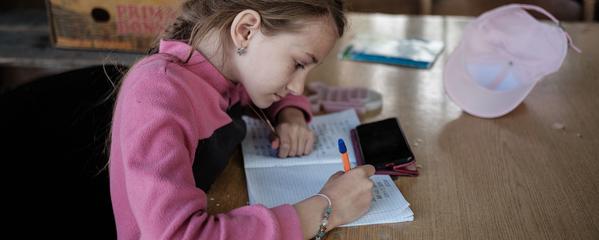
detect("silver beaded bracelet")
[313,193,333,240]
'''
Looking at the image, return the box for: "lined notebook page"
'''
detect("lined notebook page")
[242,109,360,168]
[245,163,413,226]
[242,109,414,226]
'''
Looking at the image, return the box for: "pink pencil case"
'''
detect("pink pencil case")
[307,81,382,114]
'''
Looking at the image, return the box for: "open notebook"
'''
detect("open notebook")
[241,109,414,226]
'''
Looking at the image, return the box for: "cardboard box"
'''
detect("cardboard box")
[46,0,179,52]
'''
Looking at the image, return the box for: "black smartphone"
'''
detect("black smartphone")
[355,118,415,169]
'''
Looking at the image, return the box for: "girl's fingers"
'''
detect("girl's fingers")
[278,135,291,158]
[276,123,314,157]
[288,127,298,157]
[304,133,315,155]
[360,164,376,177]
[271,137,280,149]
[296,130,306,157]
[328,171,344,180]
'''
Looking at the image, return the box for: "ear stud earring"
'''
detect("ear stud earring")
[237,47,247,56]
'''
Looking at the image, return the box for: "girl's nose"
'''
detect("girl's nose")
[286,76,305,96]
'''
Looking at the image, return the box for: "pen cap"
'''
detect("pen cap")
[338,138,347,153]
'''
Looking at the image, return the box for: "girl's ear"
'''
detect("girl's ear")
[230,10,261,50]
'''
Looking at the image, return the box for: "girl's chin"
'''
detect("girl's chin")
[253,99,274,109]
[252,95,280,108]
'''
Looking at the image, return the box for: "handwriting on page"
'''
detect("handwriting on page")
[373,177,393,202]
[311,120,355,157]
[246,117,356,157]
[246,119,276,157]
[342,176,414,226]
[245,163,413,227]
[242,110,414,227]
[242,109,360,168]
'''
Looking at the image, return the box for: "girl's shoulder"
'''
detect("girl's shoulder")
[123,53,195,91]
[120,53,225,112]
[130,53,184,75]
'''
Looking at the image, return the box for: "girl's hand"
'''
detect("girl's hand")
[293,165,375,238]
[272,107,315,158]
[318,165,375,227]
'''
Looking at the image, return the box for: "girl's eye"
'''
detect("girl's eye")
[295,62,305,70]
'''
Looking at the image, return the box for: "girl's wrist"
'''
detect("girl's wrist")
[277,107,307,125]
[293,194,338,239]
[312,194,333,240]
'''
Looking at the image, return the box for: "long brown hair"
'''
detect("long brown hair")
[152,0,346,62]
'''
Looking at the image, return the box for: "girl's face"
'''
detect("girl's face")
[234,17,338,108]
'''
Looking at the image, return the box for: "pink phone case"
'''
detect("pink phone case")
[350,128,419,176]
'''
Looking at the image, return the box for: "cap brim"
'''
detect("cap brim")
[443,42,537,118]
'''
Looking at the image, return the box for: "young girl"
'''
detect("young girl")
[109,1,375,239]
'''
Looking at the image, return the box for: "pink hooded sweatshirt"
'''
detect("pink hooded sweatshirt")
[109,40,311,239]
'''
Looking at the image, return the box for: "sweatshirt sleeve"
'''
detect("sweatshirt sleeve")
[112,66,303,240]
[266,95,313,124]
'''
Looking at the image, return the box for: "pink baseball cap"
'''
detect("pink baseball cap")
[443,4,580,118]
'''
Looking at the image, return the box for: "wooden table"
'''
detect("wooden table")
[206,13,599,239]
[2,10,596,239]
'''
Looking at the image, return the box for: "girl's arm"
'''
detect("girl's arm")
[111,62,304,240]
[266,94,313,123]
[266,95,315,157]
